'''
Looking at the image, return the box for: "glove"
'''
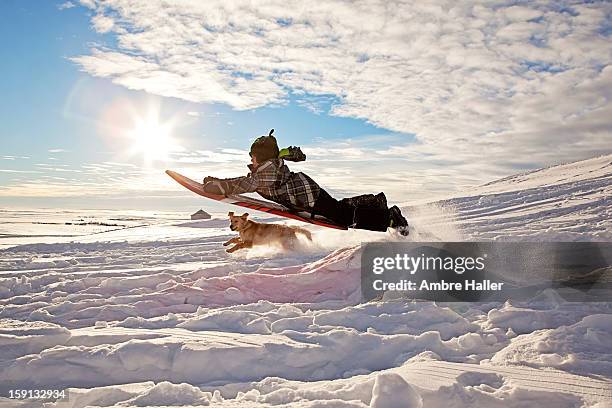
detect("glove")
[203,180,228,196]
[203,176,219,184]
[278,146,306,162]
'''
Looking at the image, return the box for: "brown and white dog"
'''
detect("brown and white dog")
[224,212,312,253]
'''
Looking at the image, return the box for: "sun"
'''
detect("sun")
[128,114,178,162]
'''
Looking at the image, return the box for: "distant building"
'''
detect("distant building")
[191,209,211,220]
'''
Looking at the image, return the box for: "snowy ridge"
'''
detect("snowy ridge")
[405,154,612,241]
[1,155,611,407]
[477,155,612,193]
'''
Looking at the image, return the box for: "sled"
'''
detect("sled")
[166,170,348,230]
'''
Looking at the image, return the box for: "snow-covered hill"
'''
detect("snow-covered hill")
[406,154,611,241]
[0,155,611,407]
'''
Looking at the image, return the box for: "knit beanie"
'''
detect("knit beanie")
[250,129,280,162]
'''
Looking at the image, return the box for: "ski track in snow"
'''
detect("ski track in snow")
[0,155,611,407]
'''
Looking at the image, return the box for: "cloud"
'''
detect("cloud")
[0,169,43,174]
[57,1,75,10]
[48,149,69,153]
[102,161,139,168]
[91,13,115,33]
[78,0,95,9]
[1,161,153,198]
[2,156,30,160]
[0,148,247,200]
[67,0,611,191]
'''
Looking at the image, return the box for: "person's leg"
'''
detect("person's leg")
[353,205,408,235]
[313,189,408,234]
[343,192,408,235]
[340,192,388,210]
[314,189,392,232]
[312,189,354,227]
[353,206,391,232]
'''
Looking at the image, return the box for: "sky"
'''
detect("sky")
[0,0,610,212]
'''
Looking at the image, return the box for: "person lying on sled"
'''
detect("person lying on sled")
[202,129,409,235]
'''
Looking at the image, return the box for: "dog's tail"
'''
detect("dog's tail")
[293,227,312,241]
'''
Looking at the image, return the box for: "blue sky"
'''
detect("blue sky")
[0,1,610,211]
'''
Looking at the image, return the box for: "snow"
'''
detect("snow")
[370,373,422,408]
[491,314,612,377]
[0,154,611,407]
[406,154,612,241]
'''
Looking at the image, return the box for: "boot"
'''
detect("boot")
[389,206,409,236]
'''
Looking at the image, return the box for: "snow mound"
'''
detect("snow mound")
[124,381,214,406]
[370,373,422,408]
[0,319,71,361]
[486,295,612,334]
[491,314,612,377]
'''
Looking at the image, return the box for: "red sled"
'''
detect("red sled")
[166,170,347,230]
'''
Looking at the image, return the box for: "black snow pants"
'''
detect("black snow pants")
[312,189,390,232]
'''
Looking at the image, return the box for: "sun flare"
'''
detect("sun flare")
[128,114,179,162]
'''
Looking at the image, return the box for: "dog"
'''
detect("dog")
[224,212,312,253]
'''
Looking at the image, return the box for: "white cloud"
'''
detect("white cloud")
[2,156,30,160]
[92,13,114,33]
[102,161,139,167]
[0,169,43,174]
[69,0,611,190]
[502,5,544,23]
[57,1,75,10]
[48,149,68,153]
[78,0,95,9]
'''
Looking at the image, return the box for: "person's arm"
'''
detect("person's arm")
[204,161,277,195]
[224,174,259,194]
[230,161,279,194]
[202,173,261,195]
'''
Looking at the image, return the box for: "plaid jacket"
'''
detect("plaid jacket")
[217,159,321,210]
